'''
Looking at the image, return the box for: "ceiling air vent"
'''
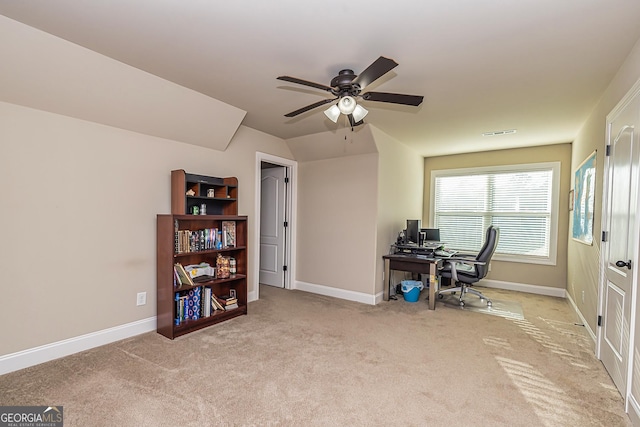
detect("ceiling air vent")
[482,129,517,137]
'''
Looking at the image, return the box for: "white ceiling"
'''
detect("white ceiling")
[1,0,640,157]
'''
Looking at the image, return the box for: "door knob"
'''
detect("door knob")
[616,260,632,270]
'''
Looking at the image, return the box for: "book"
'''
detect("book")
[218,295,238,305]
[192,275,215,283]
[203,287,212,317]
[178,230,190,253]
[175,292,189,324]
[174,263,195,287]
[211,293,225,311]
[222,221,236,248]
[187,286,201,320]
[173,266,183,288]
[225,302,239,310]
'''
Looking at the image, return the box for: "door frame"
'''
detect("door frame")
[597,76,640,414]
[254,152,297,300]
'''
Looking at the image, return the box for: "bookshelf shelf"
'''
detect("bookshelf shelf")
[174,246,247,258]
[172,305,247,334]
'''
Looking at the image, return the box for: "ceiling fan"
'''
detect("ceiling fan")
[277,56,424,127]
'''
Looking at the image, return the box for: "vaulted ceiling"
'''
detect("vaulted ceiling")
[1,0,640,156]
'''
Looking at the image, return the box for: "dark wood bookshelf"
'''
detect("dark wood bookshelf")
[157,213,248,339]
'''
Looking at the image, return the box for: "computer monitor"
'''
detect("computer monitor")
[420,228,440,243]
[405,219,421,245]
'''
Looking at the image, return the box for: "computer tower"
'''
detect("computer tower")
[405,219,421,245]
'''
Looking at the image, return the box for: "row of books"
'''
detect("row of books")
[173,221,236,253]
[175,286,239,325]
[175,228,219,253]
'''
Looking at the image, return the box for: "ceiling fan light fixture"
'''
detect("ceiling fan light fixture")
[338,96,357,115]
[352,104,368,122]
[324,104,341,123]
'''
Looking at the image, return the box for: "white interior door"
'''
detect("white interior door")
[600,90,640,398]
[259,166,286,287]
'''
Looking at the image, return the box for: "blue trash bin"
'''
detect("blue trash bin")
[401,280,424,302]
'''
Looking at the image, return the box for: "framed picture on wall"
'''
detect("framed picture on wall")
[572,151,596,245]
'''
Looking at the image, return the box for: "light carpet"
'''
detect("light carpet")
[437,292,525,320]
[0,285,630,426]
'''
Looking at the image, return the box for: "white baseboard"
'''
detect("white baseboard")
[293,279,566,307]
[0,317,156,376]
[480,279,566,298]
[294,281,377,305]
[565,293,597,344]
[628,394,640,426]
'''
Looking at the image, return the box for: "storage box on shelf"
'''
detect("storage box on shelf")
[171,169,238,216]
[157,214,248,339]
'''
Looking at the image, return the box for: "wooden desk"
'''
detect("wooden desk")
[383,254,442,310]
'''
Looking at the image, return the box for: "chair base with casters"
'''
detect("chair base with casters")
[438,283,492,307]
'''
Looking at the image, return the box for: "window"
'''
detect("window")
[431,162,560,265]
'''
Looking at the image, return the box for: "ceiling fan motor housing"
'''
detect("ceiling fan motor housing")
[331,69,360,96]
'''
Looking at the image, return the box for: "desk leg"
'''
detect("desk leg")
[428,262,438,310]
[383,259,390,301]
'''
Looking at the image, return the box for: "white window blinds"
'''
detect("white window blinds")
[432,162,559,264]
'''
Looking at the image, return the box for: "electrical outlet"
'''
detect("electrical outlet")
[488,263,491,272]
[136,292,147,306]
[581,290,585,304]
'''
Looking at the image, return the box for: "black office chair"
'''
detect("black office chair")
[438,226,499,307]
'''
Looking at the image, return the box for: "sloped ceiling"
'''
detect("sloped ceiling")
[0,15,245,151]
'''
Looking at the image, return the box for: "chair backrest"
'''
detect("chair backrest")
[474,226,499,279]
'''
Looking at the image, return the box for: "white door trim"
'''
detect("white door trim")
[254,152,297,301]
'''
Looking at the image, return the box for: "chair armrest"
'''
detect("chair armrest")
[443,259,486,282]
[446,258,486,265]
[449,252,476,258]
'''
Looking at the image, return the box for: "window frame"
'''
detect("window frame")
[429,162,561,266]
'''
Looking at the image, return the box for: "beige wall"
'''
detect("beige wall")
[0,102,292,356]
[373,126,424,295]
[296,153,378,294]
[292,124,423,299]
[423,144,572,289]
[0,16,295,357]
[569,37,640,334]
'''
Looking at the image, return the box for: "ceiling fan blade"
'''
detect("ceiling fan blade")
[348,114,364,127]
[277,76,334,92]
[362,91,424,106]
[284,97,337,117]
[351,56,399,90]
